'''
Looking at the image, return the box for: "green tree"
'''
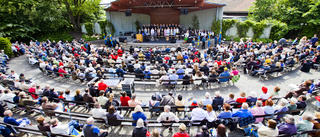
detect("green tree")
[62,0,101,32]
[192,15,200,30]
[249,0,275,21]
[210,19,221,37]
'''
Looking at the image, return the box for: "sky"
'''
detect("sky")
[100,0,116,5]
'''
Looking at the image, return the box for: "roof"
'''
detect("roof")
[105,0,225,14]
[208,0,254,12]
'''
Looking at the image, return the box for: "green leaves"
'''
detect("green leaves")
[222,19,238,38]
[0,37,13,57]
[192,15,200,30]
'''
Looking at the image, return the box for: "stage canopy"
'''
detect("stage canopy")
[105,0,225,14]
[104,0,225,35]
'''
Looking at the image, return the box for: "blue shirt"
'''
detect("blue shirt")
[4,116,20,126]
[217,111,232,119]
[85,124,100,134]
[177,69,184,79]
[132,112,147,126]
[219,71,230,82]
[232,109,252,118]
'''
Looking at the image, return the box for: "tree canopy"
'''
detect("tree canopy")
[0,0,102,42]
[249,0,320,38]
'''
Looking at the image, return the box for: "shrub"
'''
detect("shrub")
[252,22,267,39]
[36,32,74,43]
[0,37,13,57]
[98,20,108,35]
[84,23,94,36]
[222,19,238,37]
[106,21,116,36]
[211,19,221,37]
[236,21,253,38]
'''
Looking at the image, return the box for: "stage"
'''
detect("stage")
[118,36,192,48]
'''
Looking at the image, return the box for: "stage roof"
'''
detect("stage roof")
[105,0,226,14]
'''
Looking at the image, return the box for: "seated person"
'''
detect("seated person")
[128,94,143,107]
[232,103,252,118]
[36,116,51,135]
[83,117,108,137]
[274,99,289,119]
[258,86,270,105]
[246,92,258,107]
[235,92,247,107]
[106,105,123,126]
[263,99,275,116]
[97,91,108,109]
[41,97,63,116]
[257,119,279,137]
[218,68,230,82]
[175,94,186,111]
[120,91,131,107]
[251,63,270,76]
[132,105,147,126]
[217,103,232,119]
[159,74,170,85]
[225,93,236,104]
[132,119,147,137]
[250,100,265,123]
[4,110,31,127]
[173,124,189,137]
[296,114,314,137]
[18,91,38,109]
[149,95,160,114]
[50,118,81,135]
[157,105,179,131]
[91,102,107,118]
[191,101,214,125]
[74,89,84,102]
[287,98,298,111]
[292,95,307,115]
[212,91,224,111]
[278,115,297,135]
[285,80,311,98]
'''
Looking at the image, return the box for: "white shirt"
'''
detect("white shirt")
[97,96,108,106]
[191,108,214,123]
[91,108,107,118]
[0,93,15,109]
[50,122,70,135]
[258,93,270,100]
[207,111,216,119]
[65,94,75,101]
[202,98,213,106]
[157,111,179,125]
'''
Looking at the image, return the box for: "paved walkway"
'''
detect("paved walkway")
[6,55,320,137]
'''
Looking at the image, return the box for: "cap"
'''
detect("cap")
[262,86,268,93]
[193,99,197,104]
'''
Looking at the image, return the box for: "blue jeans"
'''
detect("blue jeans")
[68,120,81,135]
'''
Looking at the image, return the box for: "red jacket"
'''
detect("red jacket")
[117,49,123,56]
[173,132,190,137]
[120,96,131,106]
[58,68,67,77]
[98,82,107,91]
[29,87,38,99]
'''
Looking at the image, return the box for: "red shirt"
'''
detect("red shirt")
[236,97,247,107]
[190,102,198,110]
[98,82,107,91]
[117,49,123,56]
[58,96,64,99]
[58,68,67,77]
[29,87,38,99]
[236,97,247,103]
[120,96,131,106]
[173,132,190,137]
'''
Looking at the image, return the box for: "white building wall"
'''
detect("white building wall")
[106,11,150,36]
[225,24,272,39]
[180,8,218,30]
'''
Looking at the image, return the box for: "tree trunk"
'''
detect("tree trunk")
[64,0,81,32]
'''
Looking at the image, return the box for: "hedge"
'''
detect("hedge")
[0,37,13,57]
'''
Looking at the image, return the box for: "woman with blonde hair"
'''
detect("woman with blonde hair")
[150,128,161,137]
[105,93,120,111]
[206,104,216,119]
[132,105,147,126]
